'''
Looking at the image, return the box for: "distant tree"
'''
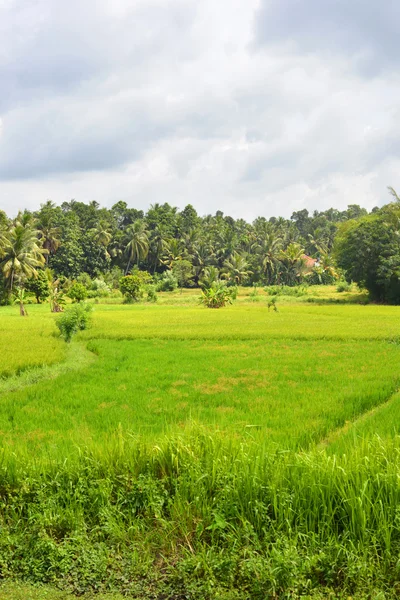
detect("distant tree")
[26,270,50,303]
[172,259,193,292]
[334,204,400,303]
[36,201,61,264]
[68,282,88,303]
[149,226,170,273]
[278,243,306,286]
[125,220,149,274]
[223,252,252,285]
[0,216,46,295]
[120,272,152,302]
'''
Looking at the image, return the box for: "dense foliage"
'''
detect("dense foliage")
[0,192,399,306]
[1,435,400,599]
[335,203,400,303]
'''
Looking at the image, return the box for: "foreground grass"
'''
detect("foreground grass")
[1,299,400,597]
[0,434,400,598]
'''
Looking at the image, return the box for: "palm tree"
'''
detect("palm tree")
[278,243,306,286]
[125,220,149,274]
[37,203,61,264]
[93,220,112,249]
[192,242,214,284]
[91,219,112,260]
[0,218,47,296]
[163,237,186,269]
[260,233,283,284]
[388,186,400,202]
[223,252,252,285]
[149,226,170,274]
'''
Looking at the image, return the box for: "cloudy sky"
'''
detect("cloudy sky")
[1,0,399,220]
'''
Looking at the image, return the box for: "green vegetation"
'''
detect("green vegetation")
[0,294,400,597]
[55,303,92,342]
[0,305,66,378]
[2,193,400,597]
[335,202,400,303]
[0,199,371,310]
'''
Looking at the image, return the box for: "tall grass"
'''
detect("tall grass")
[0,432,399,598]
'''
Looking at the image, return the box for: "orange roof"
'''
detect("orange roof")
[302,254,317,269]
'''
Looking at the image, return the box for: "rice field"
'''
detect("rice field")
[0,305,66,378]
[1,293,400,598]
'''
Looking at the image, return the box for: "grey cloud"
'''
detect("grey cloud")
[0,0,197,111]
[254,0,400,76]
[0,0,400,219]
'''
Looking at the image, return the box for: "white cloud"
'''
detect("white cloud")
[0,0,399,219]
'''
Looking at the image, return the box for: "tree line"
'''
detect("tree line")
[0,194,399,307]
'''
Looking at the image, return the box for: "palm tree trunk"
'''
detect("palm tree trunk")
[20,301,27,316]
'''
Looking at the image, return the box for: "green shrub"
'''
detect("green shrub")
[156,271,178,292]
[229,285,238,300]
[336,280,352,293]
[146,284,158,303]
[199,281,235,308]
[120,272,152,302]
[68,282,88,303]
[88,278,111,298]
[307,266,338,285]
[56,303,92,342]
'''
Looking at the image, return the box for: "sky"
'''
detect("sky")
[1,0,399,220]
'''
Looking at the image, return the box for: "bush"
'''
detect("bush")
[87,278,111,298]
[172,260,194,291]
[199,281,235,308]
[336,280,352,293]
[68,282,88,303]
[56,303,92,342]
[146,285,158,303]
[307,266,337,286]
[119,272,152,302]
[156,271,178,292]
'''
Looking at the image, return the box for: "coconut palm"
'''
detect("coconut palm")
[93,220,112,250]
[223,252,252,285]
[278,243,306,286]
[37,203,61,263]
[0,219,47,294]
[163,237,186,269]
[260,233,283,284]
[125,220,149,274]
[192,242,215,283]
[149,226,170,274]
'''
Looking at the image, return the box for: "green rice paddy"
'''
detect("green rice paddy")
[1,291,400,598]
